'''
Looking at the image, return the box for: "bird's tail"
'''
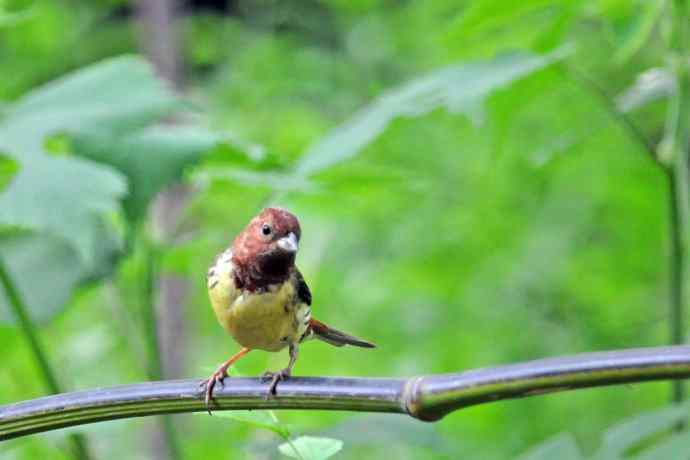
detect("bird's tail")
[308,318,376,348]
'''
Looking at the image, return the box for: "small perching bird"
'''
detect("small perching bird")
[203,207,375,412]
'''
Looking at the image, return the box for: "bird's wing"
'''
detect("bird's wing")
[293,268,312,306]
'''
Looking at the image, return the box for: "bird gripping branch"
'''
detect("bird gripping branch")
[202,208,375,412]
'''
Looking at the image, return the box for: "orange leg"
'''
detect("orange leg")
[202,347,251,414]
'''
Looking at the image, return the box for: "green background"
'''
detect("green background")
[0,0,685,458]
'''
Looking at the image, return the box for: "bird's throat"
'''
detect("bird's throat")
[232,250,295,292]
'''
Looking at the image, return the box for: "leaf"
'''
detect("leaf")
[593,403,690,459]
[0,55,179,152]
[517,433,583,460]
[0,153,18,191]
[210,410,288,437]
[0,55,180,262]
[196,169,315,193]
[72,125,223,222]
[631,432,690,460]
[0,226,121,323]
[295,47,569,177]
[447,0,576,41]
[613,0,664,64]
[278,436,343,460]
[0,4,34,27]
[616,68,674,112]
[0,154,126,264]
[322,413,449,453]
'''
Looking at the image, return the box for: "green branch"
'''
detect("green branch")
[0,259,92,459]
[0,346,689,439]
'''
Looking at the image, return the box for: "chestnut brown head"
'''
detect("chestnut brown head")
[231,208,302,290]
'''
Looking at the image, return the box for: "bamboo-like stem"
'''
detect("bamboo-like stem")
[0,346,689,440]
[0,259,92,458]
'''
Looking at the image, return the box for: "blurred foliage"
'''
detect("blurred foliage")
[0,0,686,459]
[518,402,690,459]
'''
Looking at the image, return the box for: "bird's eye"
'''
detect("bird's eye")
[261,224,272,236]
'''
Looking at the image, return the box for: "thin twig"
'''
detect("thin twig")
[1,346,689,440]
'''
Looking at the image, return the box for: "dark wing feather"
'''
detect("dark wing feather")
[294,268,312,306]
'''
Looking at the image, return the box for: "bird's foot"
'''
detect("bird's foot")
[261,368,291,398]
[201,364,230,415]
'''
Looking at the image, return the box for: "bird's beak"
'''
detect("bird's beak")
[277,232,299,253]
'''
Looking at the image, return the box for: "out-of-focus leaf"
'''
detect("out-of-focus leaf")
[631,432,690,460]
[278,436,343,460]
[295,47,569,177]
[613,0,664,64]
[593,403,689,459]
[0,153,18,190]
[447,0,576,42]
[517,433,582,460]
[616,68,674,112]
[0,4,33,27]
[0,56,180,262]
[0,152,126,264]
[210,410,289,437]
[321,413,449,453]
[0,55,178,152]
[0,226,121,323]
[202,140,285,171]
[196,169,315,192]
[73,125,223,222]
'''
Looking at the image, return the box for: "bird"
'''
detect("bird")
[202,207,375,412]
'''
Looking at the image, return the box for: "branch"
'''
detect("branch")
[1,346,690,440]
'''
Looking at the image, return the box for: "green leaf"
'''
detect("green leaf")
[278,436,343,460]
[0,55,179,152]
[447,0,577,42]
[0,56,180,261]
[616,68,674,113]
[517,433,583,460]
[0,153,18,191]
[631,432,690,460]
[613,0,664,64]
[593,403,690,459]
[295,47,569,177]
[196,169,315,193]
[73,125,222,222]
[0,4,33,27]
[0,154,126,264]
[210,410,288,437]
[0,227,121,323]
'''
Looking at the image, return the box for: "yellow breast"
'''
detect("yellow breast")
[207,249,310,352]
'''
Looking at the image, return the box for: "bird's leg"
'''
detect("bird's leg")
[201,347,251,414]
[262,343,299,397]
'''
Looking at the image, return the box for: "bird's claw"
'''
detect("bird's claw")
[202,367,229,415]
[261,368,291,398]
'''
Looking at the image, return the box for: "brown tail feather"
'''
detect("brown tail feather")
[309,318,376,348]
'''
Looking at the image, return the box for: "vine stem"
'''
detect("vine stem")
[1,346,690,440]
[668,170,686,403]
[139,235,181,460]
[0,259,92,459]
[666,0,690,405]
